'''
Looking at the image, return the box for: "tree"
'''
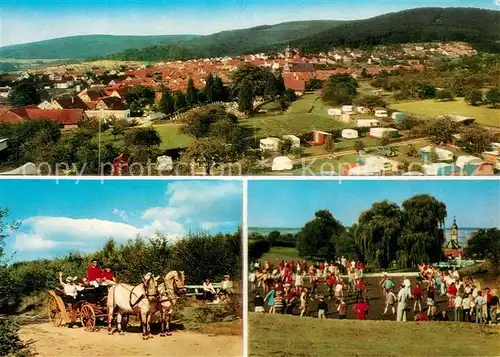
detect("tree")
[324,135,335,155]
[399,116,423,131]
[436,89,454,102]
[186,78,199,107]
[203,73,216,103]
[399,195,447,267]
[407,144,418,157]
[213,76,228,102]
[380,132,391,146]
[305,78,324,91]
[465,228,500,273]
[7,81,40,106]
[238,79,253,114]
[416,83,436,99]
[279,138,293,155]
[296,210,345,260]
[425,117,457,144]
[173,91,187,111]
[181,137,233,175]
[354,94,386,112]
[429,147,440,163]
[125,85,155,116]
[460,125,494,155]
[158,90,175,115]
[111,125,125,139]
[181,106,234,139]
[230,63,281,99]
[124,127,161,147]
[321,74,358,105]
[485,87,500,108]
[354,140,365,153]
[267,231,281,247]
[356,201,402,268]
[465,89,483,106]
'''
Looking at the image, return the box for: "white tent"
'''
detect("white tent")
[156,156,173,171]
[455,155,482,169]
[356,119,379,128]
[369,127,398,138]
[0,163,38,175]
[260,137,281,152]
[420,146,454,161]
[272,156,293,171]
[341,129,359,139]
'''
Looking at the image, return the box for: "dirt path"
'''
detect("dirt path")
[20,323,242,357]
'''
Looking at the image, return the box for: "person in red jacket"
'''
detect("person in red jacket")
[101,266,115,283]
[353,299,369,320]
[412,283,423,312]
[355,279,366,303]
[357,262,364,276]
[447,282,458,308]
[86,259,102,285]
[415,312,429,321]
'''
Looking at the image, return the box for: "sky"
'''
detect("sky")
[1,0,498,46]
[0,179,242,262]
[248,179,500,229]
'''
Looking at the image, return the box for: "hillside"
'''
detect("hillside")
[109,7,500,61]
[295,7,500,53]
[107,20,345,61]
[0,34,201,59]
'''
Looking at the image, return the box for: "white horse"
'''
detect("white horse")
[157,270,186,337]
[107,272,159,340]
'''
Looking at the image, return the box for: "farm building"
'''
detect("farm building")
[356,118,379,128]
[422,163,458,176]
[282,135,300,148]
[310,130,332,145]
[420,146,454,162]
[374,109,388,118]
[341,105,356,114]
[391,112,408,122]
[272,156,293,171]
[328,108,342,116]
[369,127,398,139]
[260,137,281,152]
[341,129,359,139]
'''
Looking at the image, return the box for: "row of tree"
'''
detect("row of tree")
[295,195,447,269]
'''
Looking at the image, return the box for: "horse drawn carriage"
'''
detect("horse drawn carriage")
[47,285,128,331]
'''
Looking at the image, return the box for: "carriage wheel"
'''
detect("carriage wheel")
[80,304,96,332]
[47,296,63,327]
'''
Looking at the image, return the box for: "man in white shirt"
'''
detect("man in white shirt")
[397,283,411,322]
[58,271,84,301]
[454,294,463,321]
[220,275,234,295]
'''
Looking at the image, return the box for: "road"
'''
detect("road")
[20,322,242,357]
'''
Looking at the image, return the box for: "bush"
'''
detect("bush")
[0,318,32,357]
[248,240,271,260]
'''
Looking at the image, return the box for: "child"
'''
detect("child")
[412,283,422,312]
[253,293,265,313]
[274,291,285,314]
[384,289,396,315]
[337,299,347,319]
[317,297,328,319]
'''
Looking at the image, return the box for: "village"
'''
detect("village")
[0,41,498,176]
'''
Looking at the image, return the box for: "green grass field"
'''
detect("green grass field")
[260,247,305,265]
[249,313,500,357]
[389,98,500,127]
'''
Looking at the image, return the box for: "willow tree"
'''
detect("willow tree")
[356,201,402,269]
[296,210,345,260]
[399,194,447,267]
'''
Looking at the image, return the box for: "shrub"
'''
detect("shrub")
[248,240,271,260]
[0,317,32,357]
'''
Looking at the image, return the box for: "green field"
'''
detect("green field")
[249,313,500,357]
[390,98,500,127]
[260,247,304,265]
[99,124,193,150]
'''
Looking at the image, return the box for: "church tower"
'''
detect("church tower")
[450,216,458,243]
[283,43,292,73]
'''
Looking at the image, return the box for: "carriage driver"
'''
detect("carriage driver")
[86,259,103,287]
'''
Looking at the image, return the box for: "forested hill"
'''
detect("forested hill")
[108,7,500,61]
[0,34,201,59]
[294,7,500,53]
[106,20,345,61]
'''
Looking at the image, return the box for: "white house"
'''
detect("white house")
[341,129,359,139]
[272,156,293,171]
[260,137,281,152]
[356,118,379,128]
[369,127,398,139]
[374,109,388,118]
[455,155,482,169]
[282,135,300,148]
[420,146,454,162]
[341,105,356,114]
[328,108,342,116]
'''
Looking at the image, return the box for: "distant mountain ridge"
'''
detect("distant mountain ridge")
[1,7,499,61]
[0,34,201,60]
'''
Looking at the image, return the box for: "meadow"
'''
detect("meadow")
[389,98,500,127]
[249,313,500,357]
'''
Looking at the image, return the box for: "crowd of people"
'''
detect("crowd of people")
[248,259,499,324]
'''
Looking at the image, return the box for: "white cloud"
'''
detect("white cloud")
[112,208,128,221]
[14,233,57,251]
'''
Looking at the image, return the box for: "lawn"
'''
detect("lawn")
[249,313,500,357]
[259,247,312,266]
[98,124,193,150]
[389,98,500,127]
